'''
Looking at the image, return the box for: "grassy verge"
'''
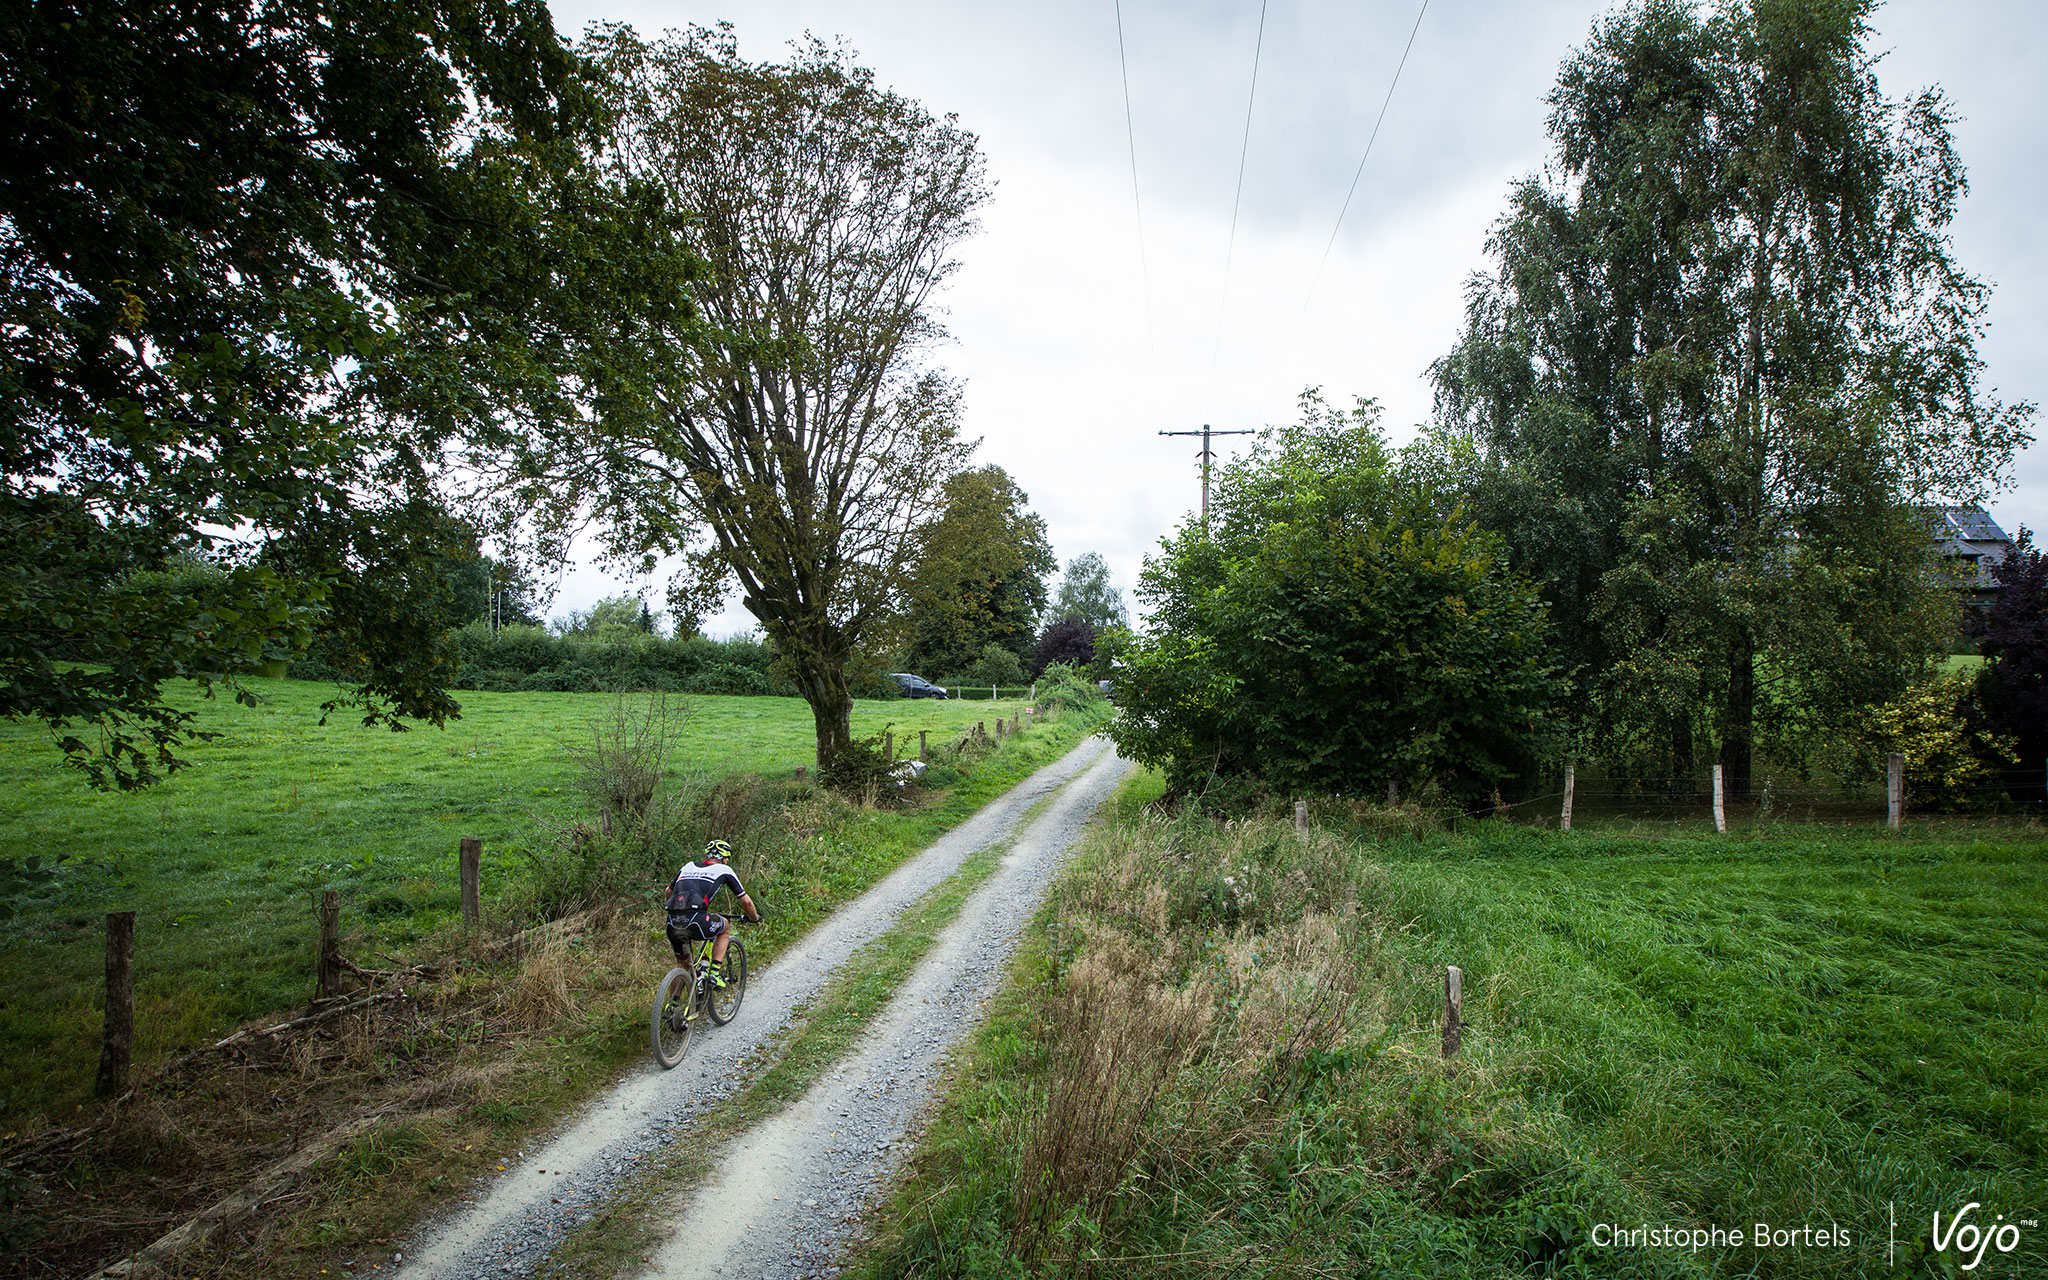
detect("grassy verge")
[535,828,1021,1279]
[0,687,1106,1277]
[0,679,1077,1129]
[854,784,2048,1279]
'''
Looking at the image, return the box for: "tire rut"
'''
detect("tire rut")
[641,744,1132,1280]
[394,735,1117,1280]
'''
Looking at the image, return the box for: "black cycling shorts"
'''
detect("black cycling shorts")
[666,911,727,959]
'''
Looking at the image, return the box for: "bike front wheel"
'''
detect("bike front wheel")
[651,965,696,1068]
[708,938,747,1025]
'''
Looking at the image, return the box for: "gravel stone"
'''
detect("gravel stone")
[394,737,1126,1280]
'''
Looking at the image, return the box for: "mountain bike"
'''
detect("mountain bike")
[650,923,750,1068]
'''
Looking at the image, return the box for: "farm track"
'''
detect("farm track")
[395,734,1129,1280]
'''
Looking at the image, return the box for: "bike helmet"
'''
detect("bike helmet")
[702,838,733,863]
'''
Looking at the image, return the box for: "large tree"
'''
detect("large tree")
[1110,395,1561,800]
[2,0,683,785]
[511,25,986,769]
[1431,0,2031,793]
[902,467,1054,678]
[1046,551,1128,634]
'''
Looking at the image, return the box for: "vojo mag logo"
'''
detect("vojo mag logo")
[1928,1202,2034,1271]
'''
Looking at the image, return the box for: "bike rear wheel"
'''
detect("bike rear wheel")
[708,938,747,1025]
[651,965,696,1068]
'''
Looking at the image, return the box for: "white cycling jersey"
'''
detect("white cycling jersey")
[667,859,748,913]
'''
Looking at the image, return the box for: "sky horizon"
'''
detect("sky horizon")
[538,0,2048,643]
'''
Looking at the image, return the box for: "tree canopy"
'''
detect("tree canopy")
[1046,552,1128,634]
[1110,395,1561,800]
[901,467,1054,679]
[1431,0,2031,792]
[2,0,687,785]
[1971,529,2048,777]
[504,24,989,770]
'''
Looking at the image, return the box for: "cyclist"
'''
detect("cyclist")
[665,839,760,987]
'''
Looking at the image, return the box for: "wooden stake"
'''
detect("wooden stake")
[1887,752,1904,829]
[96,911,135,1096]
[459,837,481,928]
[1387,780,1399,805]
[795,764,807,780]
[318,890,342,998]
[1561,764,1575,833]
[883,730,894,763]
[1712,764,1726,833]
[918,730,928,762]
[1294,799,1307,833]
[1442,965,1463,1060]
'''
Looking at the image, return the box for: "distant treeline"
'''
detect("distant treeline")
[292,623,902,699]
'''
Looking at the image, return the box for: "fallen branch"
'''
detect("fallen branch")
[81,1113,389,1280]
[212,993,399,1051]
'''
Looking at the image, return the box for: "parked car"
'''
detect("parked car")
[889,672,951,699]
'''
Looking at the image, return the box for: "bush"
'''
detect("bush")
[1109,398,1561,802]
[1971,526,2048,779]
[816,727,909,803]
[942,643,1028,692]
[1030,616,1095,676]
[1033,662,1101,714]
[1865,669,2018,811]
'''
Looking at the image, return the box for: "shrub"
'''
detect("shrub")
[1032,662,1100,714]
[1865,670,2018,811]
[1971,526,2048,779]
[816,727,904,803]
[1030,616,1095,676]
[1110,397,1562,801]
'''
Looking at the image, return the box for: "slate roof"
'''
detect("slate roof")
[1930,506,2013,589]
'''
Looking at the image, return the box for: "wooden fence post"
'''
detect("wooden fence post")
[1561,764,1575,833]
[795,764,807,781]
[318,890,342,998]
[1010,713,1019,735]
[1887,752,1905,829]
[1387,780,1399,805]
[459,837,481,928]
[918,730,928,762]
[883,730,894,763]
[1294,799,1308,833]
[96,911,135,1096]
[1442,966,1463,1060]
[1712,765,1726,833]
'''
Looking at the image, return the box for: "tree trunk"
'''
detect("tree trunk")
[1720,629,1755,799]
[796,660,854,772]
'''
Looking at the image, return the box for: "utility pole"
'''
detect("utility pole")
[1159,424,1252,524]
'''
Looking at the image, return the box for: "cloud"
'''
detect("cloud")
[543,0,2048,631]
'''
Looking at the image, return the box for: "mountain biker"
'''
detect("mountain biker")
[665,839,760,987]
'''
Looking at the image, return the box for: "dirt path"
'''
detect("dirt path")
[394,735,1127,1280]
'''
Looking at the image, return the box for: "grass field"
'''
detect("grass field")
[859,785,2048,1279]
[0,677,1059,1130]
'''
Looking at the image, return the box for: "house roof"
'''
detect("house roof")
[1929,506,2013,589]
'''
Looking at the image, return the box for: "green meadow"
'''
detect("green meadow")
[862,783,2048,1279]
[0,677,1056,1129]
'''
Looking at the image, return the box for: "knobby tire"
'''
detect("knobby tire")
[709,938,747,1025]
[651,965,696,1068]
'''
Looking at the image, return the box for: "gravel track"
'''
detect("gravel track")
[391,735,1119,1280]
[643,743,1132,1280]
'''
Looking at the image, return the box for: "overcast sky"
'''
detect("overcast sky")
[542,0,2048,640]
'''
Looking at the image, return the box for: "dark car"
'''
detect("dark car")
[888,672,951,699]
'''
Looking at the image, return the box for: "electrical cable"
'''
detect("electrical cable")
[1113,0,1161,413]
[1276,0,1430,376]
[1210,0,1270,372]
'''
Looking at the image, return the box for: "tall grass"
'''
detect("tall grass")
[858,784,2047,1279]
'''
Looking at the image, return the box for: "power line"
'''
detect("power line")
[1113,0,1160,407]
[1277,0,1431,373]
[1211,0,1270,372]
